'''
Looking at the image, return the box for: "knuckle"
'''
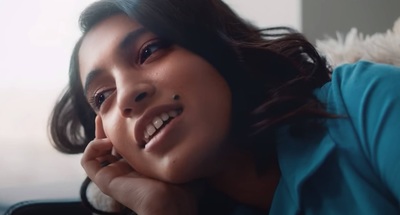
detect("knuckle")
[94,168,115,194]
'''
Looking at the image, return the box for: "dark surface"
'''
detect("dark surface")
[4,200,91,215]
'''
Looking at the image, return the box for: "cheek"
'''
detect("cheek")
[162,70,233,181]
[102,113,119,139]
[101,114,148,171]
[102,114,131,152]
[192,70,232,133]
[179,58,233,145]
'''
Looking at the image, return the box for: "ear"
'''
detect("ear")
[95,115,107,139]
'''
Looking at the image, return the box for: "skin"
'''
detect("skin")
[79,14,233,183]
[79,14,280,214]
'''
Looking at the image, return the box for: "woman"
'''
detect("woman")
[50,0,400,214]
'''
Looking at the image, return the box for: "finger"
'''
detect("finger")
[99,159,136,179]
[86,155,126,183]
[96,154,120,167]
[111,147,122,159]
[92,160,137,194]
[83,138,113,161]
[81,138,114,178]
[95,115,107,139]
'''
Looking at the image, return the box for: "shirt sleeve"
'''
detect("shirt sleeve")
[334,61,400,202]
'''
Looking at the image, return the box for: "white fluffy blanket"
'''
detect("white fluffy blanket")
[316,17,400,68]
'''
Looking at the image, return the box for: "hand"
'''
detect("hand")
[81,116,199,215]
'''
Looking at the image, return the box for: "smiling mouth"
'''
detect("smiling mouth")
[143,108,183,143]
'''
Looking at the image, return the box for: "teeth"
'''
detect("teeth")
[146,124,157,136]
[168,110,178,117]
[144,110,181,142]
[152,116,163,129]
[161,113,169,121]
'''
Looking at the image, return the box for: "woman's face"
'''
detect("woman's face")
[78,15,232,183]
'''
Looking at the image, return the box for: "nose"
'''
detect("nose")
[117,82,155,117]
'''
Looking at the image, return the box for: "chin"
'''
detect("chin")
[156,156,215,184]
[158,169,199,185]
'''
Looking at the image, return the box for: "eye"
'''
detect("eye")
[138,40,171,64]
[89,89,114,111]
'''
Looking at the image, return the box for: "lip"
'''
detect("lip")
[135,103,183,148]
[144,110,182,152]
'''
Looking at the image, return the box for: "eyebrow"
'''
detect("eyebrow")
[83,27,148,95]
[84,69,102,96]
[119,27,148,51]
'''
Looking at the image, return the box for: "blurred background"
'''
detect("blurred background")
[0,0,399,213]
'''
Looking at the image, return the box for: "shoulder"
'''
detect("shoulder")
[315,60,400,157]
[319,61,400,115]
[327,61,400,204]
[320,60,400,160]
[332,60,400,93]
[331,61,400,121]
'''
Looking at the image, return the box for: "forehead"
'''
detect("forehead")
[78,14,141,82]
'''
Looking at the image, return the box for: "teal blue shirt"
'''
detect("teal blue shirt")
[235,61,400,214]
[272,61,400,214]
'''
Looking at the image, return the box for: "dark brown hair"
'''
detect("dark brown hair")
[50,0,333,158]
[50,0,331,154]
[49,0,333,213]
